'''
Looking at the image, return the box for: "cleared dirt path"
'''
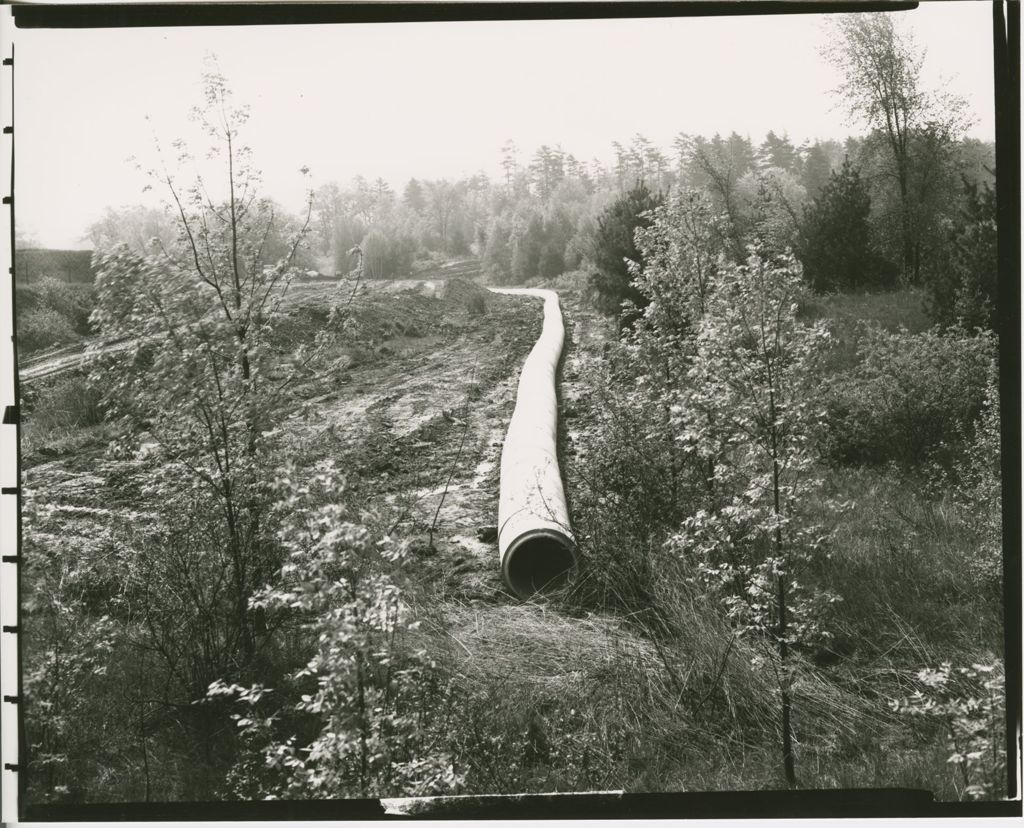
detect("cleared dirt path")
[280,284,545,602]
[21,276,606,609]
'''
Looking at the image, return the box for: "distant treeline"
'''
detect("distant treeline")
[77,126,996,328]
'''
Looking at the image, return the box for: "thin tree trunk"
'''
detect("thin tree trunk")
[357,655,369,796]
[767,375,796,788]
[223,493,253,662]
[139,703,152,802]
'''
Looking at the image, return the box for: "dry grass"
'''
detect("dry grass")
[806,465,1001,661]
[405,577,930,795]
[21,373,110,459]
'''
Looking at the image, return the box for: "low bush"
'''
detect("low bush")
[565,359,694,619]
[21,374,107,457]
[17,277,95,352]
[949,364,1002,596]
[551,268,594,295]
[19,307,79,353]
[893,659,1006,800]
[22,519,121,803]
[24,374,104,428]
[820,325,995,467]
[216,462,461,799]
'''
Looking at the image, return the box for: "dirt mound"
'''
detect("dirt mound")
[441,278,489,314]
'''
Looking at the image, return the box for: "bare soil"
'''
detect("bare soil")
[21,273,558,606]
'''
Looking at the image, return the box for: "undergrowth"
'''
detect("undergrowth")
[542,275,1005,799]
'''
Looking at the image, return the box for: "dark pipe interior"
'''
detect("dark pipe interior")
[505,535,576,598]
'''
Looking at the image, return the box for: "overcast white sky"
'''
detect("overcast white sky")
[14,2,996,249]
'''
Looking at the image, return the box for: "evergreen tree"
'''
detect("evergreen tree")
[926,177,997,329]
[530,145,565,200]
[799,141,836,199]
[800,158,894,292]
[511,212,545,283]
[403,178,426,212]
[589,182,662,317]
[759,131,800,173]
[482,214,513,282]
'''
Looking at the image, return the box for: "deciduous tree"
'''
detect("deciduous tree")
[90,65,318,681]
[826,12,970,282]
[669,248,837,788]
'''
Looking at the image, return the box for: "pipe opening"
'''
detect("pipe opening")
[503,531,576,599]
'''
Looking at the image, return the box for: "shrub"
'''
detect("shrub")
[945,360,1002,596]
[820,325,995,466]
[892,659,1006,800]
[566,345,698,619]
[23,540,119,802]
[217,462,461,799]
[39,277,94,332]
[22,492,139,803]
[23,374,104,429]
[551,268,593,295]
[19,307,78,353]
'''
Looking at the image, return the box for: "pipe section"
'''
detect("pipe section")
[488,288,576,598]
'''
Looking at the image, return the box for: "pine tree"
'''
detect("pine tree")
[800,158,894,292]
[589,182,662,319]
[759,131,800,174]
[798,141,834,199]
[403,178,426,212]
[926,177,997,329]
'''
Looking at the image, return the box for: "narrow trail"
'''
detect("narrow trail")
[288,280,610,606]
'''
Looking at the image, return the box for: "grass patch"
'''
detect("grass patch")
[805,465,1002,663]
[800,288,931,375]
[800,288,931,334]
[21,373,111,459]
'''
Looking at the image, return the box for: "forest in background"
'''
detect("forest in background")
[17,12,1008,809]
[18,121,994,355]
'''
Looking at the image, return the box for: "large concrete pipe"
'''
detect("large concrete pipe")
[488,288,576,598]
